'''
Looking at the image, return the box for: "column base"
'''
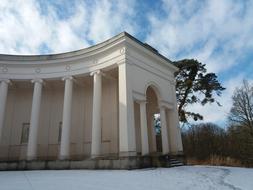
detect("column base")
[58,155,70,160]
[141,152,150,156]
[119,151,137,157]
[26,155,37,161]
[91,154,103,159]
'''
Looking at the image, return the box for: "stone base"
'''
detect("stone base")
[0,154,185,170]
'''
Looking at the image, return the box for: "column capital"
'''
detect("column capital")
[117,61,125,66]
[90,70,102,76]
[133,91,146,102]
[31,78,43,84]
[0,79,11,84]
[62,76,73,81]
[136,100,147,105]
[159,100,174,110]
[158,101,166,110]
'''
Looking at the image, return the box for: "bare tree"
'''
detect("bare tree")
[182,123,227,160]
[228,80,253,132]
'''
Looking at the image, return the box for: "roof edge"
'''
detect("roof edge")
[0,31,178,72]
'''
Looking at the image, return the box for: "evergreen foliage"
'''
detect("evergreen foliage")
[174,59,225,122]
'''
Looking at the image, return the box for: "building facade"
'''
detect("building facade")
[0,32,183,169]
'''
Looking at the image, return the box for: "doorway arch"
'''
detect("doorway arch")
[134,82,169,156]
[146,85,162,154]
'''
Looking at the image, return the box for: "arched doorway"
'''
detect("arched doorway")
[134,84,166,156]
[146,86,162,154]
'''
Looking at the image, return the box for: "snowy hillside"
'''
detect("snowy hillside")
[0,166,252,190]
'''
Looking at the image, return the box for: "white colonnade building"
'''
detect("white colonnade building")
[0,32,183,169]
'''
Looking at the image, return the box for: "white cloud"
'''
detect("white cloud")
[87,0,136,43]
[146,0,253,73]
[0,0,137,55]
[0,0,82,54]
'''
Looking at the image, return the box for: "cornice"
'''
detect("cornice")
[0,32,126,64]
[0,32,178,80]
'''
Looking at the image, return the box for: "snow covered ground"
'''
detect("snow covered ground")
[0,166,252,190]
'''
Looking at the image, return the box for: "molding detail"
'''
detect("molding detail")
[35,68,41,73]
[93,59,98,64]
[2,65,8,73]
[120,47,125,54]
[65,65,71,71]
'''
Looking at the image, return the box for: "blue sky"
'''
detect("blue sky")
[0,0,253,126]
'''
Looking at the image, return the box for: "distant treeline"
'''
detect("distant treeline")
[182,122,253,167]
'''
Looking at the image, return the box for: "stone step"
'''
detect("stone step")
[170,163,184,167]
[169,159,181,162]
[170,163,182,166]
[167,157,184,167]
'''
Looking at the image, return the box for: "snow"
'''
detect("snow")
[0,166,252,190]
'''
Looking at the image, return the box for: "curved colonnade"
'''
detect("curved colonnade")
[0,32,183,165]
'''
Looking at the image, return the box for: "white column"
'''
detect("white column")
[27,79,43,160]
[172,84,183,152]
[167,109,182,154]
[160,106,170,154]
[59,76,73,160]
[118,62,136,157]
[139,101,149,156]
[149,113,157,153]
[0,79,10,140]
[91,70,102,158]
